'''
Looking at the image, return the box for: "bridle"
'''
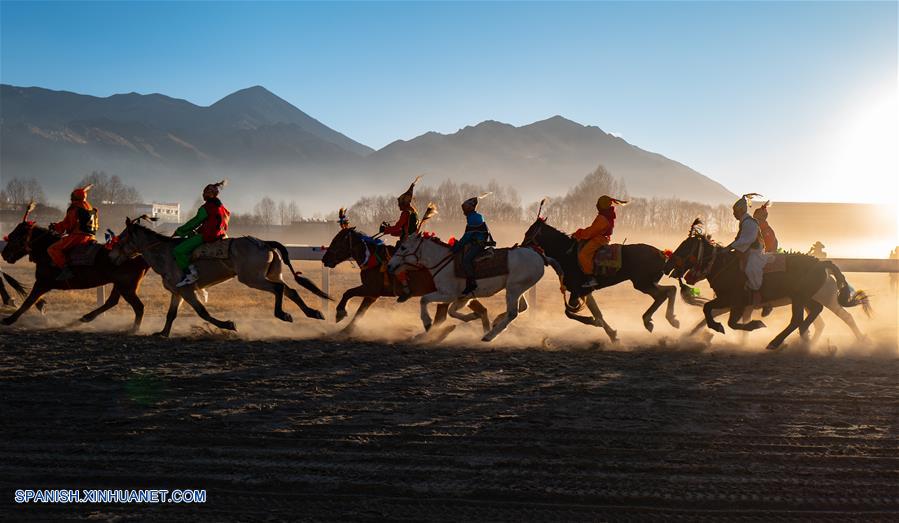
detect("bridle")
[392,236,455,276]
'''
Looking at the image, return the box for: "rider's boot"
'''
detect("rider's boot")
[176,264,199,287]
[56,266,74,281]
[462,277,478,296]
[582,277,598,288]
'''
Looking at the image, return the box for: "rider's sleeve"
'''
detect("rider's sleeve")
[382,211,409,236]
[175,207,208,237]
[52,206,79,234]
[730,219,759,252]
[572,214,608,240]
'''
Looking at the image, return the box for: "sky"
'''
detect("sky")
[1,1,897,206]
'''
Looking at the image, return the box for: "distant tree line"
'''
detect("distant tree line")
[346,164,737,237]
[229,196,303,226]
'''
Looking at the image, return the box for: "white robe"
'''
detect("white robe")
[729,214,772,291]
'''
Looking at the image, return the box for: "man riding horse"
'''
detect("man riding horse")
[48,184,99,281]
[379,176,421,302]
[574,195,627,289]
[451,193,494,296]
[753,200,778,316]
[727,193,772,307]
[173,180,230,287]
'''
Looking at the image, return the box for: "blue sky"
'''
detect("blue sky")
[1,1,896,204]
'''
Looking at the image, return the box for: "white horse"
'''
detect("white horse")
[387,233,548,342]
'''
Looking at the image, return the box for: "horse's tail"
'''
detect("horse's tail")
[265,241,332,301]
[822,260,872,317]
[677,278,709,307]
[2,272,29,299]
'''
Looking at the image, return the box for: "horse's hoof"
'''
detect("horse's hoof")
[153,331,169,338]
[710,322,725,334]
[222,321,237,331]
[668,317,680,329]
[79,316,93,323]
[748,320,766,330]
[1,317,14,326]
[335,309,347,323]
[643,320,654,333]
[765,342,781,351]
[279,312,294,323]
[308,310,325,321]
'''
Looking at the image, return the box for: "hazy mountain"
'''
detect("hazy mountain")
[1,84,735,211]
[368,116,735,205]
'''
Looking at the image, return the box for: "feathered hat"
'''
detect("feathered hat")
[71,183,93,202]
[462,192,492,210]
[397,175,421,208]
[752,200,771,220]
[338,207,350,229]
[596,195,628,211]
[733,193,762,214]
[416,202,438,232]
[204,179,227,198]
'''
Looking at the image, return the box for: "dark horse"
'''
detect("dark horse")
[0,267,47,312]
[664,219,866,350]
[521,218,679,341]
[322,227,490,335]
[1,211,149,330]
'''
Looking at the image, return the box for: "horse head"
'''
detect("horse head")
[521,218,572,256]
[2,202,44,264]
[387,232,429,274]
[109,216,157,265]
[665,219,715,282]
[322,226,361,268]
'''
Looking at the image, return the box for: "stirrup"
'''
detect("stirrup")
[582,277,598,289]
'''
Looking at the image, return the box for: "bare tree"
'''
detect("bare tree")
[77,171,141,204]
[254,196,277,226]
[3,177,46,204]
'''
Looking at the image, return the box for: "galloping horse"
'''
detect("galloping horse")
[1,205,149,330]
[521,218,679,341]
[665,219,869,350]
[387,233,547,342]
[110,217,330,336]
[322,227,490,335]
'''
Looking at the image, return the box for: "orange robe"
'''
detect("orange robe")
[572,214,611,275]
[48,200,95,268]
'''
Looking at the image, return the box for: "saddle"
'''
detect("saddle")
[763,253,787,274]
[454,247,510,279]
[68,242,103,267]
[192,238,232,260]
[592,244,623,276]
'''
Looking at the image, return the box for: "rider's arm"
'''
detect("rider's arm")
[51,205,79,234]
[729,219,759,252]
[572,214,608,240]
[382,211,409,236]
[174,207,208,237]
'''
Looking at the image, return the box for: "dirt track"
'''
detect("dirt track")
[2,327,898,521]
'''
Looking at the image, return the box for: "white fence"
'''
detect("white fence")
[1,241,898,314]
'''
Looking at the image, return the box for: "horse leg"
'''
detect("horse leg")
[585,294,617,341]
[336,285,368,323]
[80,288,121,323]
[119,286,145,333]
[181,290,237,331]
[468,300,491,333]
[703,297,729,334]
[343,296,377,334]
[482,286,524,342]
[0,277,12,306]
[684,308,726,338]
[1,283,50,325]
[517,294,528,313]
[727,306,766,331]
[433,303,449,326]
[767,301,804,350]
[799,300,824,340]
[419,292,446,332]
[634,281,669,332]
[826,302,865,341]
[449,298,484,323]
[660,283,680,328]
[156,293,183,337]
[239,274,292,322]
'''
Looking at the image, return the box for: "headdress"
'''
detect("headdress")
[397,175,421,207]
[462,192,492,210]
[71,183,93,202]
[204,179,227,197]
[752,200,771,220]
[596,195,628,211]
[733,193,762,214]
[338,207,350,229]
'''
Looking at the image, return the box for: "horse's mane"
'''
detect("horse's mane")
[130,222,175,243]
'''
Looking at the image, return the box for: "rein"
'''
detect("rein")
[395,237,455,277]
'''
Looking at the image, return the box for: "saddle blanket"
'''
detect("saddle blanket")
[454,247,510,279]
[763,253,787,274]
[69,242,103,266]
[192,239,232,260]
[593,244,623,275]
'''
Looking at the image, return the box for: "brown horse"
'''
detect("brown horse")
[322,227,490,335]
[1,216,149,331]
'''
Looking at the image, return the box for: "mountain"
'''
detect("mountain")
[367,116,734,205]
[1,84,735,211]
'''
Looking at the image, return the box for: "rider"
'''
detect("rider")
[808,241,827,259]
[753,201,778,253]
[379,176,420,302]
[573,195,627,288]
[726,193,771,306]
[48,184,99,281]
[173,180,230,287]
[451,193,493,296]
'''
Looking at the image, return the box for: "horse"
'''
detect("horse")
[520,218,680,341]
[322,227,490,335]
[386,233,547,342]
[1,213,149,330]
[109,217,330,337]
[664,219,869,350]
